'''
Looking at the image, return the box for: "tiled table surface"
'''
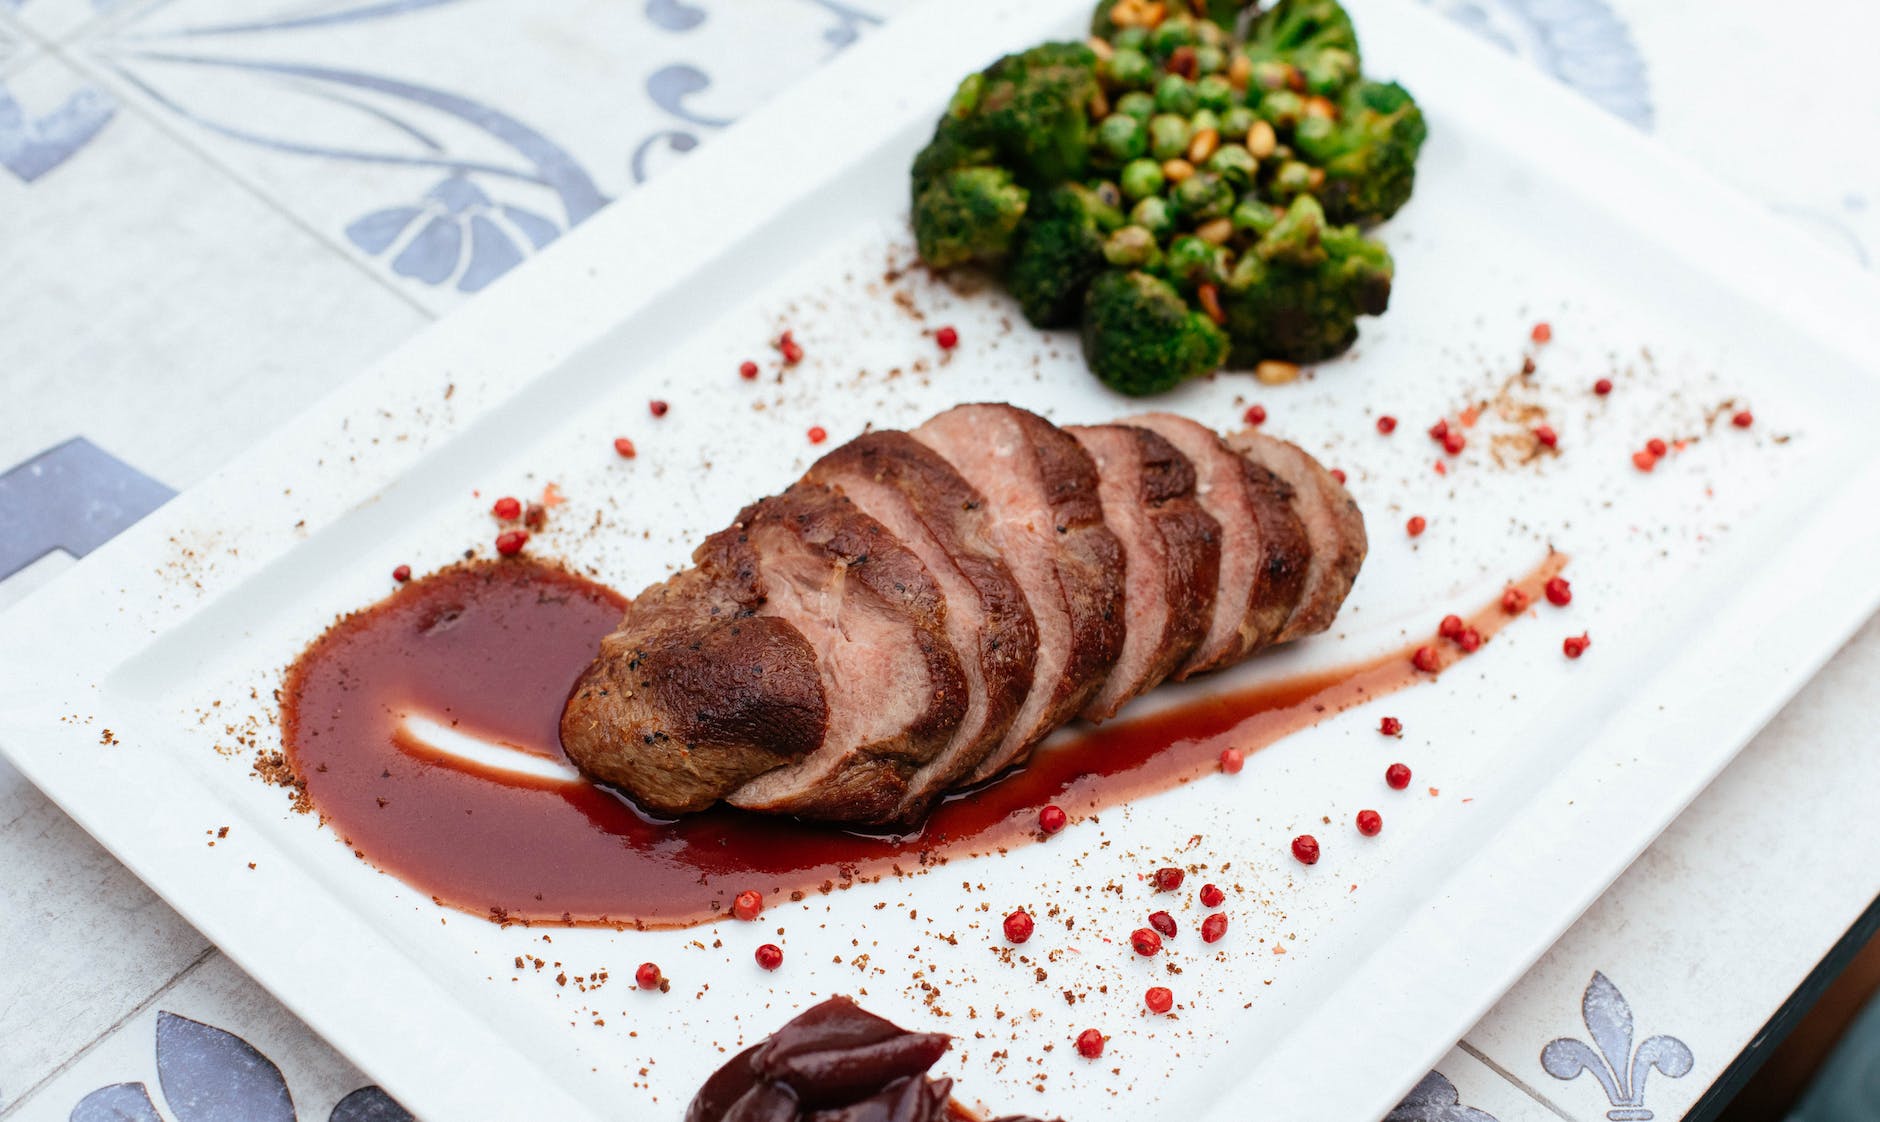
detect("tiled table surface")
[2,1,1877,1119]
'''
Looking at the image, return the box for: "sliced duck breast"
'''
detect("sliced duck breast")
[1224,429,1367,643]
[1126,412,1310,676]
[806,431,1039,821]
[1065,423,1221,719]
[913,404,1124,781]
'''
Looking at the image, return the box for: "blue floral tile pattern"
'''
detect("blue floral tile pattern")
[347,174,565,292]
[71,1012,411,1122]
[0,78,116,182]
[1421,0,1653,128]
[1385,1071,1502,1121]
[327,1086,414,1122]
[0,437,175,581]
[25,0,892,298]
[69,1083,164,1122]
[645,0,707,33]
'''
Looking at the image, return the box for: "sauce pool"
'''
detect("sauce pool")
[280,555,1563,928]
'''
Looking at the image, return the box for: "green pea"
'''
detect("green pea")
[1207,144,1257,188]
[1190,108,1221,136]
[1195,75,1234,113]
[1195,19,1227,48]
[1089,180,1126,219]
[1131,196,1176,239]
[1172,172,1234,221]
[1167,235,1226,287]
[1257,90,1306,129]
[1103,225,1162,269]
[1154,74,1199,117]
[1232,197,1280,235]
[1221,106,1256,139]
[1106,48,1156,90]
[1097,113,1148,161]
[1147,16,1198,56]
[1111,26,1149,51]
[1116,91,1156,122]
[1294,115,1333,151]
[1120,157,1165,200]
[1148,114,1192,161]
[1194,46,1226,76]
[1272,159,1314,196]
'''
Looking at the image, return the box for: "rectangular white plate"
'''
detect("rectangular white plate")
[5,1,1880,1119]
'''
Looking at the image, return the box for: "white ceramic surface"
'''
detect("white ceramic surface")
[4,1,1880,1120]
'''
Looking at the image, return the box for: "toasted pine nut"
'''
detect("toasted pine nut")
[1255,360,1301,385]
[1141,1,1166,26]
[1187,128,1220,164]
[1161,158,1195,183]
[1304,95,1337,120]
[1245,120,1277,159]
[1307,166,1326,189]
[1090,86,1110,118]
[1196,217,1235,245]
[1086,36,1115,60]
[1227,54,1252,92]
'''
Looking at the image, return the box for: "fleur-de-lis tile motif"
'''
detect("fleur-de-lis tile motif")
[1541,972,1693,1121]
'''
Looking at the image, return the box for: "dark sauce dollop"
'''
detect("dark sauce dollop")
[685,996,1050,1122]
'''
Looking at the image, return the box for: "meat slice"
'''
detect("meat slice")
[560,567,828,818]
[1226,430,1368,643]
[913,404,1125,781]
[806,432,1039,820]
[720,484,969,822]
[1065,424,1221,719]
[1125,413,1310,676]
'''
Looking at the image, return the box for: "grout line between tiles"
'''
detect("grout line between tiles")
[0,37,44,80]
[14,0,165,55]
[0,943,217,1119]
[2,0,165,61]
[0,10,46,54]
[40,36,442,326]
[1459,1039,1582,1121]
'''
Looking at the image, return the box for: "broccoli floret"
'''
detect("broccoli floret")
[1240,0,1362,101]
[979,44,1103,186]
[1195,0,1253,31]
[1246,0,1360,61]
[1294,79,1427,226]
[910,43,1101,202]
[913,167,1031,269]
[1082,270,1230,396]
[1297,47,1360,94]
[1219,195,1392,364]
[1007,183,1125,326]
[911,74,994,193]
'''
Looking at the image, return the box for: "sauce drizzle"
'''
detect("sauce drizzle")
[280,555,1563,928]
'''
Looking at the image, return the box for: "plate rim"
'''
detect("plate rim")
[4,0,1880,1118]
